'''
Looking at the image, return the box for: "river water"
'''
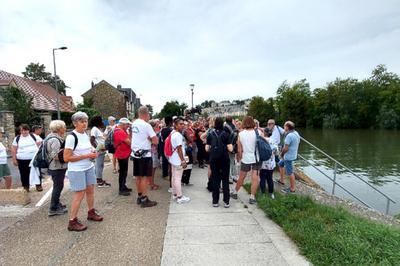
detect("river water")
[296,128,400,216]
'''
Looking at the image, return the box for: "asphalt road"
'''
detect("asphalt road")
[0,162,170,266]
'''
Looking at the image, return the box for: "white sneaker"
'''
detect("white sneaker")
[176,195,191,204]
[168,187,173,193]
[270,193,275,200]
[213,203,219,207]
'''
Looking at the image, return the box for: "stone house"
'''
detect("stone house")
[82,80,141,119]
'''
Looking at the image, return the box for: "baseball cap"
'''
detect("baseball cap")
[119,117,131,124]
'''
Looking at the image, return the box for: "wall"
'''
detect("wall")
[83,81,127,119]
[0,111,15,149]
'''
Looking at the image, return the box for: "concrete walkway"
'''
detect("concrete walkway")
[161,167,309,266]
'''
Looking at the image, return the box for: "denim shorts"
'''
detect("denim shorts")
[67,167,96,192]
[278,160,294,175]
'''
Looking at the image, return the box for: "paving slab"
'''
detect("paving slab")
[0,161,170,266]
[162,243,288,266]
[161,166,310,266]
[167,212,257,227]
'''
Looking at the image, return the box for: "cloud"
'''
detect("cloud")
[1,0,400,112]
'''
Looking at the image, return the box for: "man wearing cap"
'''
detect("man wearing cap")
[113,118,132,196]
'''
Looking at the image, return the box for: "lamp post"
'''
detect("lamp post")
[190,84,194,109]
[52,46,67,119]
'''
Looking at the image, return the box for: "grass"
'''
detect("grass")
[243,184,400,266]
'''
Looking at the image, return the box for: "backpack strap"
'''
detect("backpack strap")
[30,133,37,142]
[16,133,37,146]
[254,129,259,164]
[69,132,78,150]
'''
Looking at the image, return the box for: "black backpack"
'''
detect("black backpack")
[32,136,63,168]
[104,128,115,153]
[209,130,226,160]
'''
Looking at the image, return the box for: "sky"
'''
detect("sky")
[1,0,400,112]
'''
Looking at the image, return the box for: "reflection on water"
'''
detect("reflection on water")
[296,128,400,215]
[298,129,400,185]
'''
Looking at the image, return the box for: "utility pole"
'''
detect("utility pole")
[190,84,194,109]
[52,46,68,119]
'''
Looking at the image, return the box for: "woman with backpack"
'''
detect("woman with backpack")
[64,112,103,232]
[206,117,233,208]
[11,124,40,192]
[46,120,68,217]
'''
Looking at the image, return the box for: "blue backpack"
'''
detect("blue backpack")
[254,129,272,162]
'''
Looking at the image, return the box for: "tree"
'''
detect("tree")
[159,101,188,118]
[76,97,100,119]
[145,104,154,117]
[276,79,312,127]
[22,62,67,95]
[22,63,51,82]
[247,96,277,126]
[0,86,39,125]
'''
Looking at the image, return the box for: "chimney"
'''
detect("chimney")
[91,81,94,88]
[117,84,122,90]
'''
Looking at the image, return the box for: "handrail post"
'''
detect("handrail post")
[386,198,390,215]
[332,162,337,195]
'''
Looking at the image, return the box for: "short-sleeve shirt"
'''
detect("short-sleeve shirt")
[271,125,284,146]
[131,119,156,158]
[206,129,230,161]
[65,130,94,172]
[113,127,131,159]
[90,126,105,147]
[284,131,300,161]
[12,135,38,160]
[0,143,7,165]
[169,131,186,166]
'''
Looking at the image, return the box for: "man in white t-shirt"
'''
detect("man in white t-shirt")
[168,117,190,204]
[130,106,158,208]
[267,119,284,148]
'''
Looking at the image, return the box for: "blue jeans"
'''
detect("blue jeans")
[95,152,106,180]
[259,169,274,194]
[278,159,294,175]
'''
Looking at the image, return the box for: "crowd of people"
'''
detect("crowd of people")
[0,105,301,232]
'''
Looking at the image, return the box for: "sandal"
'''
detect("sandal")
[276,180,285,186]
[150,184,161,190]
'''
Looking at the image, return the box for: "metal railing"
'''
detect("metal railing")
[298,137,396,215]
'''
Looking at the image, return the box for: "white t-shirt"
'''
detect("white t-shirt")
[169,131,186,166]
[239,129,259,164]
[271,125,284,146]
[131,119,156,158]
[34,134,43,144]
[104,124,116,135]
[65,130,94,172]
[91,126,105,146]
[0,143,7,165]
[12,135,38,160]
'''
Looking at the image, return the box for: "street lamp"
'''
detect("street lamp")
[190,84,194,109]
[52,46,68,119]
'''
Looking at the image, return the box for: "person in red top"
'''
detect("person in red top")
[113,118,132,196]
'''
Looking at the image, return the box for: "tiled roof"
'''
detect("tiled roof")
[0,70,75,112]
